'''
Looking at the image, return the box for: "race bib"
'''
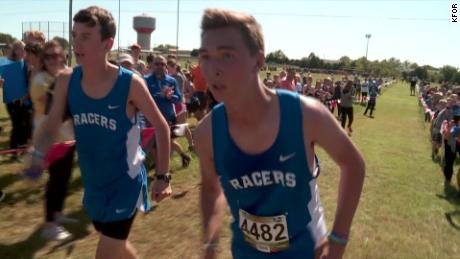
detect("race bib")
[239,209,289,253]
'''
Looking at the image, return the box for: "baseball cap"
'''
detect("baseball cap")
[130,43,141,50]
[117,53,134,65]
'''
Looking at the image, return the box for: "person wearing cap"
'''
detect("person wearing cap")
[117,53,141,76]
[130,43,146,74]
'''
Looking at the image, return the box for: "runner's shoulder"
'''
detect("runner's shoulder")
[298,95,329,117]
[194,112,212,143]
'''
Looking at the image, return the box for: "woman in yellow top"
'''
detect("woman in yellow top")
[29,40,76,241]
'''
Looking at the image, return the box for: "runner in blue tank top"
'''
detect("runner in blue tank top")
[194,9,365,259]
[26,6,171,258]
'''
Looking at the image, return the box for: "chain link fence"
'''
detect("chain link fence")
[21,21,69,42]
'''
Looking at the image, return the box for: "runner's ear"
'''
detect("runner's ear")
[104,37,114,52]
[254,51,265,72]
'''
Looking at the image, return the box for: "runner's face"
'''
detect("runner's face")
[199,27,260,102]
[72,22,113,65]
[44,47,64,75]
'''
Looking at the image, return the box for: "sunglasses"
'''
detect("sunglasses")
[154,62,166,66]
[44,53,62,60]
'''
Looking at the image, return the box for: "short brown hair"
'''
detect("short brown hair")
[201,9,264,56]
[73,6,116,40]
[40,40,65,67]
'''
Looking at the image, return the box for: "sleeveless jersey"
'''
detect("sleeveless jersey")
[68,66,150,222]
[212,90,326,258]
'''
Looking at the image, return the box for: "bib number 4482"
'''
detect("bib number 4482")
[239,209,289,253]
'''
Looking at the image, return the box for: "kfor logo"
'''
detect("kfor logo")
[453,3,458,22]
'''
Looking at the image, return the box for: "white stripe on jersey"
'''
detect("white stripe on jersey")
[126,116,145,179]
[307,177,327,248]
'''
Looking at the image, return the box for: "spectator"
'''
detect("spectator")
[190,64,208,120]
[130,43,146,74]
[340,80,355,135]
[278,68,296,91]
[145,55,191,167]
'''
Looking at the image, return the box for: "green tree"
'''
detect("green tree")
[339,56,352,69]
[453,72,460,84]
[190,48,199,57]
[439,65,458,82]
[265,50,289,64]
[354,57,370,73]
[410,66,428,81]
[304,52,323,69]
[0,33,16,44]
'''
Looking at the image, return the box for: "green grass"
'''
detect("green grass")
[1,81,460,258]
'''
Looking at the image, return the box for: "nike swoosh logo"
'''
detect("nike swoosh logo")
[115,208,127,214]
[108,105,120,110]
[279,153,296,162]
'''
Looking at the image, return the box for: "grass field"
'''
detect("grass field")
[1,81,460,258]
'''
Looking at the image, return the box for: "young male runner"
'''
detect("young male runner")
[27,6,171,258]
[194,9,365,259]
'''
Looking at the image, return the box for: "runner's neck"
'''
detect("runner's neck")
[226,85,275,126]
[81,61,116,84]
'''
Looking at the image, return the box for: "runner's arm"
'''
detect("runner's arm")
[32,70,72,155]
[129,75,170,176]
[302,97,365,239]
[195,116,226,250]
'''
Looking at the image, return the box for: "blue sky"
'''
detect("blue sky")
[0,0,458,68]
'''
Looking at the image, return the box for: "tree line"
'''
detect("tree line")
[263,49,460,85]
[2,31,458,85]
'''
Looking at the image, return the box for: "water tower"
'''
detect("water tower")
[133,14,156,50]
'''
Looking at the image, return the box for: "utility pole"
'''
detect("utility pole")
[118,0,121,56]
[176,0,180,56]
[365,33,371,60]
[68,0,73,66]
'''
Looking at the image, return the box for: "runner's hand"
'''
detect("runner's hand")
[24,156,44,181]
[315,238,329,259]
[203,249,217,259]
[318,241,345,259]
[151,179,172,202]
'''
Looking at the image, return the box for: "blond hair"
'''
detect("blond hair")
[24,30,46,44]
